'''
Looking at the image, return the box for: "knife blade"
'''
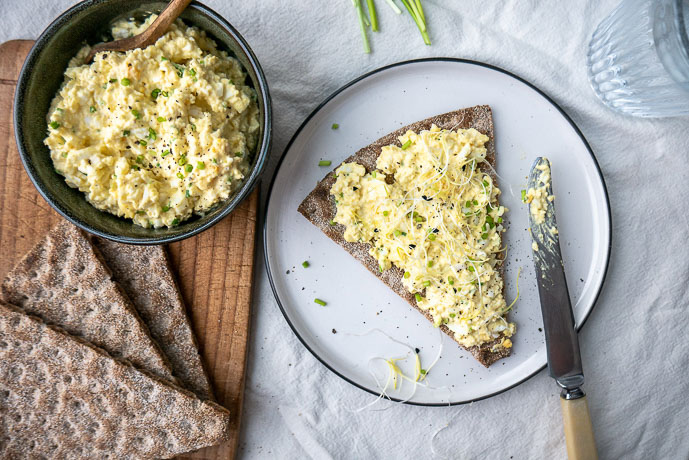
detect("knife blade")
[527,157,583,396]
[527,157,598,459]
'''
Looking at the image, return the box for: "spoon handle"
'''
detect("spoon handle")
[86,0,193,61]
[135,0,193,46]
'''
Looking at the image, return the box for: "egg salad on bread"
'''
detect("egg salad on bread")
[330,126,515,349]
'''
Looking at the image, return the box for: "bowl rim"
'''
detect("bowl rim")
[13,0,272,245]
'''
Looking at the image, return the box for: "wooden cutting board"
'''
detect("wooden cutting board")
[0,40,257,460]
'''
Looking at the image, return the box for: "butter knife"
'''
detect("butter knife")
[527,157,598,460]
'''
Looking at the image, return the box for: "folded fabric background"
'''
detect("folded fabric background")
[2,0,687,458]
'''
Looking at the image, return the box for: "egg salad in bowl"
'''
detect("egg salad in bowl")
[45,15,259,228]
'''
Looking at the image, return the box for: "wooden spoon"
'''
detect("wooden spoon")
[85,0,193,63]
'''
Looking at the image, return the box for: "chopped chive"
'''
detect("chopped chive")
[161,91,169,97]
[55,108,64,113]
[383,210,389,216]
[139,140,147,147]
[162,205,170,212]
[427,260,434,268]
[157,116,165,122]
[314,298,327,306]
[131,109,140,119]
[329,220,335,226]
[136,155,144,163]
[178,157,187,166]
[161,150,171,157]
[89,106,96,113]
[420,368,427,375]
[415,293,422,302]
[171,218,180,226]
[120,78,131,86]
[414,216,424,222]
[371,171,377,178]
[172,62,185,77]
[148,128,156,140]
[185,189,191,198]
[235,152,243,157]
[404,271,411,279]
[130,164,140,171]
[448,277,454,285]
[185,164,193,173]
[428,234,436,241]
[497,217,503,223]
[473,199,478,206]
[151,88,161,99]
[302,261,310,268]
[212,158,217,164]
[161,56,168,61]
[465,200,472,208]
[394,230,402,237]
[423,280,431,287]
[483,179,489,187]
[521,189,527,202]
[331,123,339,129]
[177,172,184,179]
[190,123,196,131]
[318,160,332,166]
[449,313,456,318]
[401,140,412,150]
[467,265,475,272]
[189,68,196,77]
[136,210,145,215]
[197,161,205,170]
[481,232,489,239]
[109,78,117,83]
[49,121,60,129]
[123,130,130,136]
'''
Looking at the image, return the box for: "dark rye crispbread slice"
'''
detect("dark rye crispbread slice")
[0,301,230,459]
[91,237,214,400]
[0,221,173,380]
[298,106,511,367]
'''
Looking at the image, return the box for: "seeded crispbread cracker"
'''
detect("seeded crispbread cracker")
[0,301,230,459]
[0,221,173,380]
[91,237,213,400]
[297,106,511,367]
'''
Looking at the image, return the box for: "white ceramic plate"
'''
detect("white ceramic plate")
[264,59,611,405]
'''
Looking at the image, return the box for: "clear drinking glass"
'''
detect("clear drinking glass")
[587,0,689,117]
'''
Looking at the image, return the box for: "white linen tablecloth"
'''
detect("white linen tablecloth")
[2,1,688,458]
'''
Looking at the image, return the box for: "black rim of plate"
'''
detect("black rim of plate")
[263,57,613,407]
[14,0,272,245]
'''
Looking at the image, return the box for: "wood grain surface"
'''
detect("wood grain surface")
[0,40,257,460]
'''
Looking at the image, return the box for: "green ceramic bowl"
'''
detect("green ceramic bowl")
[14,0,271,244]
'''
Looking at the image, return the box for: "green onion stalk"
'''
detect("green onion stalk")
[353,0,371,53]
[400,0,431,45]
[367,0,379,31]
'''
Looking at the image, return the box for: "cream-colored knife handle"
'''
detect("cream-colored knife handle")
[560,395,598,460]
